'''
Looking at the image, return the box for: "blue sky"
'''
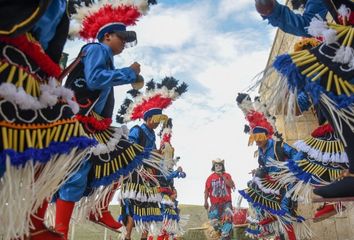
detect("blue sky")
[65,0,278,205]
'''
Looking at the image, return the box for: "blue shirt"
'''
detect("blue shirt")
[128,124,157,151]
[32,0,66,50]
[258,139,297,173]
[82,43,137,115]
[264,0,328,37]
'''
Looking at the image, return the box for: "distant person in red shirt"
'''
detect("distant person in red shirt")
[204,158,235,240]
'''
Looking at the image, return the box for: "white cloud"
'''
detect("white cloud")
[217,0,252,19]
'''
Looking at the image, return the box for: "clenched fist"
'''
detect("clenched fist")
[130,62,141,75]
[255,0,275,16]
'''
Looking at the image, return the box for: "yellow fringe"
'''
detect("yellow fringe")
[0,121,80,151]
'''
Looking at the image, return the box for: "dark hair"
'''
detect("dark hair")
[291,0,307,10]
[98,31,122,42]
[211,163,225,172]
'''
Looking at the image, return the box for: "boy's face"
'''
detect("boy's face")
[105,33,125,55]
[256,139,268,149]
[146,117,160,129]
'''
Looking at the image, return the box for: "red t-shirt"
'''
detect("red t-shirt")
[205,172,233,204]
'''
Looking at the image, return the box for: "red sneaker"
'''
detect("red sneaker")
[89,210,122,232]
[30,225,65,240]
[313,203,345,222]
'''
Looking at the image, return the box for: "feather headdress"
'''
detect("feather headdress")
[69,0,156,41]
[116,77,188,124]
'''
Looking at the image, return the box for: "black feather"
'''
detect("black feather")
[146,79,156,91]
[244,125,250,134]
[148,0,157,5]
[159,77,179,90]
[117,106,127,115]
[274,131,283,140]
[127,89,141,98]
[236,93,250,104]
[123,98,133,106]
[116,115,125,124]
[176,82,188,95]
[166,118,173,128]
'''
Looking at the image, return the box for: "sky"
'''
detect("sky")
[64,0,278,206]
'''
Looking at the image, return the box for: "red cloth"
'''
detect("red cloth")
[205,172,233,204]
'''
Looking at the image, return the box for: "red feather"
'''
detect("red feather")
[131,95,173,120]
[246,111,274,136]
[80,4,141,40]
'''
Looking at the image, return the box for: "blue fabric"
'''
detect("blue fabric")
[297,91,312,112]
[305,81,354,108]
[82,43,137,115]
[166,170,186,180]
[0,137,96,169]
[128,123,157,151]
[56,160,92,202]
[32,0,66,50]
[143,108,162,119]
[96,23,127,40]
[252,126,269,134]
[258,139,297,173]
[264,0,328,37]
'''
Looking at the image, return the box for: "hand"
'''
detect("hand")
[204,201,209,210]
[130,62,141,75]
[177,166,183,172]
[255,0,275,16]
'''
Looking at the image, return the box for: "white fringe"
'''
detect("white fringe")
[91,127,124,155]
[307,15,328,37]
[119,152,168,203]
[338,4,351,19]
[333,46,354,65]
[0,148,88,239]
[285,181,314,203]
[294,140,348,163]
[322,28,338,45]
[307,16,337,45]
[252,177,280,195]
[0,79,79,113]
[294,221,312,240]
